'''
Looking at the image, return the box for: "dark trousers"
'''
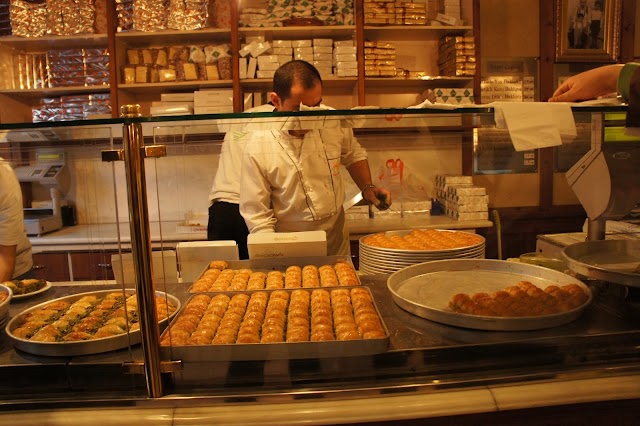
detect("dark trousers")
[208,201,249,259]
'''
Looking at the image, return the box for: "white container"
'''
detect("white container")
[176,241,239,283]
[248,231,327,260]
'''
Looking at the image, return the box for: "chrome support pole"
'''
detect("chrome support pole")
[121,104,163,398]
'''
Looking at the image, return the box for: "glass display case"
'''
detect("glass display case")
[0,106,638,423]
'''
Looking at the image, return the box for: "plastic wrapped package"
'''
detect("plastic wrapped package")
[0,0,11,36]
[168,0,208,31]
[10,0,47,37]
[32,93,111,122]
[197,62,220,81]
[115,0,134,32]
[46,0,95,36]
[210,0,231,28]
[133,0,167,32]
[204,44,231,63]
[217,56,232,80]
[17,53,49,89]
[47,48,110,87]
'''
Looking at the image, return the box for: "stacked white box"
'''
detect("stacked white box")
[193,88,233,114]
[333,40,357,77]
[311,38,333,78]
[434,176,489,221]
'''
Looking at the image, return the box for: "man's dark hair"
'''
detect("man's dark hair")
[273,60,322,103]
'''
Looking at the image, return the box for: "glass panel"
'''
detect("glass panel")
[1,106,638,405]
[0,123,156,401]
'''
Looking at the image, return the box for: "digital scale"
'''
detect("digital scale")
[14,149,67,236]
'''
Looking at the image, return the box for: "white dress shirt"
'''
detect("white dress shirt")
[239,128,367,255]
[209,104,276,204]
[0,158,33,278]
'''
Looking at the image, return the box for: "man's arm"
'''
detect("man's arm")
[0,244,17,281]
[549,64,623,102]
[347,159,392,208]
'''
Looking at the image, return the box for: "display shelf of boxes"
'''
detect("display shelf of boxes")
[0,0,478,122]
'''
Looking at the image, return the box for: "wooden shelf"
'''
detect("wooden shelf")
[115,28,231,47]
[0,34,108,51]
[363,25,472,40]
[364,77,473,87]
[118,80,233,93]
[0,85,110,99]
[238,25,356,39]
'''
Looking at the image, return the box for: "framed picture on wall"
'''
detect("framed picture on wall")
[555,0,622,62]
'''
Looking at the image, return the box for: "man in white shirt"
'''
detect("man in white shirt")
[0,157,33,281]
[239,60,391,256]
[208,103,275,259]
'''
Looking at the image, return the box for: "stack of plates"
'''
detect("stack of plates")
[0,284,12,333]
[358,230,486,275]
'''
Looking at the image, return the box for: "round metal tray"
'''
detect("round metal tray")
[562,240,640,287]
[0,284,12,321]
[6,289,181,357]
[387,259,592,331]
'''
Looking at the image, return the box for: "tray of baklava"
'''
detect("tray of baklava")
[5,289,180,356]
[160,286,389,361]
[188,256,361,293]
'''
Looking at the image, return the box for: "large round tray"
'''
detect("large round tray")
[0,284,12,320]
[5,289,180,357]
[387,259,592,331]
[562,240,640,287]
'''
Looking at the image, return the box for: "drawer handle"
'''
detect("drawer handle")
[97,263,112,268]
[32,265,45,270]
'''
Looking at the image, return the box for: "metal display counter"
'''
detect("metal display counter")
[1,275,639,414]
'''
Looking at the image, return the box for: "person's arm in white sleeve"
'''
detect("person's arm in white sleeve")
[239,143,277,234]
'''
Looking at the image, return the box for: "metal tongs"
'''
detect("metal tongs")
[368,193,400,218]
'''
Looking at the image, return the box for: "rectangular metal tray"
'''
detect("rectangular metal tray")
[187,255,362,293]
[160,286,389,361]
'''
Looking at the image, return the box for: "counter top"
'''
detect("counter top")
[29,216,493,252]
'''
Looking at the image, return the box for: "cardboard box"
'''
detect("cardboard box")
[176,241,239,283]
[248,231,327,259]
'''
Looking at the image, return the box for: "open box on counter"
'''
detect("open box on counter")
[159,286,389,361]
[187,255,362,293]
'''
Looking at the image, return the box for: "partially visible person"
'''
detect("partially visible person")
[0,157,34,281]
[207,103,275,260]
[239,60,391,256]
[550,62,640,129]
[549,64,625,102]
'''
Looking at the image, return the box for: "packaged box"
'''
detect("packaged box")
[433,87,474,105]
[194,106,233,114]
[161,92,194,102]
[247,231,327,259]
[193,89,233,106]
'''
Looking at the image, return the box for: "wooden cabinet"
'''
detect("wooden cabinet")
[69,251,116,281]
[31,253,70,282]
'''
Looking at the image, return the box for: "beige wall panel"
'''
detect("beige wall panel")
[480,0,539,57]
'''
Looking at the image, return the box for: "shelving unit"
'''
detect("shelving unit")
[0,0,479,123]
